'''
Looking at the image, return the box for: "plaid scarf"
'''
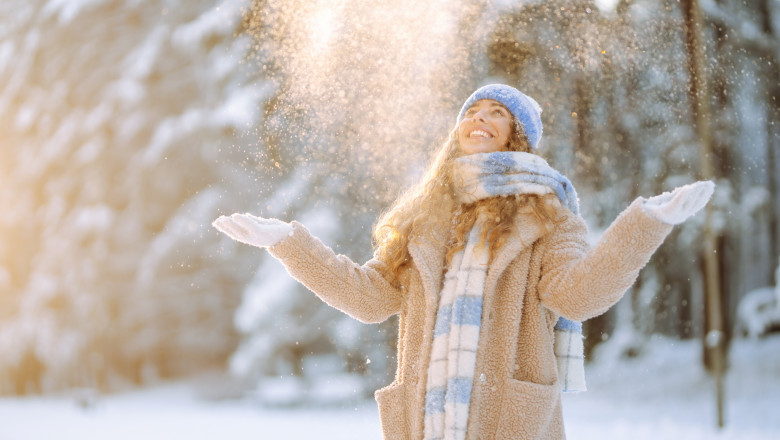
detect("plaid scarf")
[453,151,585,394]
[422,151,586,440]
[423,223,490,440]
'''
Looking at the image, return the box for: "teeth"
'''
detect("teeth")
[470,130,492,138]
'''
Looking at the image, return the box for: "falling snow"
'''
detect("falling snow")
[0,0,778,437]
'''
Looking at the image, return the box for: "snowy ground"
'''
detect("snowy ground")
[563,334,780,439]
[0,334,778,440]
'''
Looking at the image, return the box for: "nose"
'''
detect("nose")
[469,109,488,122]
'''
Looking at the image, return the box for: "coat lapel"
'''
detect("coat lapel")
[484,211,547,300]
[408,232,447,310]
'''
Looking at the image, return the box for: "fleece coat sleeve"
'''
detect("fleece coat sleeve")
[267,221,402,324]
[537,198,674,322]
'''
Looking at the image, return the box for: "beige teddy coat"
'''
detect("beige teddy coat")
[268,198,672,440]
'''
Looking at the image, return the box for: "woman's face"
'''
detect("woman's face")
[457,99,513,156]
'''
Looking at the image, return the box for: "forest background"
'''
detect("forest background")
[0,0,777,405]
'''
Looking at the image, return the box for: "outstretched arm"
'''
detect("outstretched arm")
[538,181,714,321]
[213,214,402,324]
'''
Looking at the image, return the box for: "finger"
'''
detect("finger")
[214,217,251,240]
[240,212,267,223]
[688,191,711,213]
[212,216,236,234]
[670,185,692,204]
[695,180,715,200]
[232,213,264,232]
[212,216,229,230]
[668,185,698,208]
[646,191,670,206]
[217,221,248,241]
[681,181,714,200]
[247,214,284,227]
[240,213,275,228]
[668,186,684,198]
[682,182,713,205]
[680,185,713,216]
[681,196,697,214]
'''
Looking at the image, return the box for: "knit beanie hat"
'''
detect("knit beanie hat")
[457,84,543,150]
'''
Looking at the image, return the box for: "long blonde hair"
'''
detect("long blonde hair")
[373,118,559,285]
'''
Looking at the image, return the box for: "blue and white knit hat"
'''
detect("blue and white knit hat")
[457,84,543,150]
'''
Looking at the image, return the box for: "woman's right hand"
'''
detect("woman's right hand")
[212,213,293,248]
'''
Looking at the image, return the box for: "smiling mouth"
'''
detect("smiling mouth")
[469,129,493,139]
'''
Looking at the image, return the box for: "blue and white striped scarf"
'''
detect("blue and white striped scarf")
[423,151,586,440]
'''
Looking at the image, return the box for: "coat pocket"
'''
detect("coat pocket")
[495,378,564,440]
[374,382,411,440]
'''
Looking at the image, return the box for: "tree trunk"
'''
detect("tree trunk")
[681,0,726,428]
[758,0,780,263]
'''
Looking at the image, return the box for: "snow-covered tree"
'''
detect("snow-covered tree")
[0,0,272,394]
[1,0,775,399]
[483,0,780,357]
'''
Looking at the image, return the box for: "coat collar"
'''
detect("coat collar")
[484,209,547,299]
[407,207,550,306]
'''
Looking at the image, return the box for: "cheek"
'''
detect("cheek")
[456,124,468,141]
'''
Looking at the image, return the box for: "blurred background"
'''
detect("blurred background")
[0,0,778,437]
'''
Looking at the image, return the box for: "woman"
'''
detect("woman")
[213,84,714,440]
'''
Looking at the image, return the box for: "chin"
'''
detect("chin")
[463,146,499,155]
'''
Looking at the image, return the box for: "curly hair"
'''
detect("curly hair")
[372,116,560,286]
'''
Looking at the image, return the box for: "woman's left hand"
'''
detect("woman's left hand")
[643,180,715,225]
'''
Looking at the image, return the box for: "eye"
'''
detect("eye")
[492,109,506,117]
